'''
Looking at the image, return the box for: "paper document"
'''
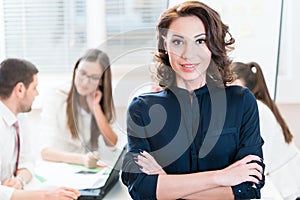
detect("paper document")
[34,161,110,189]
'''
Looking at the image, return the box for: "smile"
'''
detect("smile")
[181,64,198,72]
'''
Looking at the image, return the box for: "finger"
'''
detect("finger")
[87,152,98,160]
[2,179,10,185]
[59,188,80,199]
[95,90,101,96]
[248,169,263,181]
[3,179,14,187]
[246,162,263,174]
[134,156,159,174]
[138,156,160,173]
[63,190,79,199]
[135,156,152,170]
[243,155,262,164]
[139,152,162,169]
[12,180,22,189]
[140,151,155,162]
[246,175,260,185]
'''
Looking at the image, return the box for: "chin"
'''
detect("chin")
[77,89,89,96]
[21,107,32,113]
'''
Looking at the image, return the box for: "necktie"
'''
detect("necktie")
[13,121,20,177]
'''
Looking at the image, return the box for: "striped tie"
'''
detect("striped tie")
[13,121,20,177]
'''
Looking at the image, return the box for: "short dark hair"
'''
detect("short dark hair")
[0,58,39,99]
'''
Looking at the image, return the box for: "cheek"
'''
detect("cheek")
[168,53,178,65]
[74,76,81,88]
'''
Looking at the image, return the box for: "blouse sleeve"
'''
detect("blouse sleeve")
[121,97,158,200]
[38,88,67,152]
[231,89,265,199]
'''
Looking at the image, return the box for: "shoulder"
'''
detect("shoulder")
[47,84,69,102]
[226,85,256,103]
[226,85,253,97]
[129,90,167,106]
[128,90,169,116]
[225,86,258,117]
[41,84,70,112]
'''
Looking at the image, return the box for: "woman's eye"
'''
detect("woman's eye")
[196,38,207,44]
[79,71,85,76]
[172,39,183,45]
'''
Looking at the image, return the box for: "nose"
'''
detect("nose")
[181,41,195,60]
[81,76,89,84]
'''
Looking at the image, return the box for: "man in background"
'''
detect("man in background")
[0,58,79,200]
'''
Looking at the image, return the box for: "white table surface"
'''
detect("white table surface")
[25,161,132,200]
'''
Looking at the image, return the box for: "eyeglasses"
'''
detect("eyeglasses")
[76,69,101,84]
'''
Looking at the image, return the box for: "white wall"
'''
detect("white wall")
[276,0,300,103]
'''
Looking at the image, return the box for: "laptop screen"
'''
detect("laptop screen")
[78,144,127,199]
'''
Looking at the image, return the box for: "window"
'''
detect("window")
[104,0,167,65]
[0,0,167,72]
[1,0,87,73]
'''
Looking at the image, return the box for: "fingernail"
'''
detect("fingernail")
[138,149,144,153]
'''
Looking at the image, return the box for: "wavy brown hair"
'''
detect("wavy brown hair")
[66,49,115,149]
[231,61,293,143]
[154,1,235,87]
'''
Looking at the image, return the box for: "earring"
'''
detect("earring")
[165,51,168,54]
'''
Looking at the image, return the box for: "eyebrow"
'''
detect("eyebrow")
[194,33,207,38]
[78,69,101,77]
[172,33,207,39]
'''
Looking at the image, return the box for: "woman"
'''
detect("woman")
[122,1,265,200]
[40,49,118,168]
[231,61,300,200]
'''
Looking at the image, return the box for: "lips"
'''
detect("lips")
[181,63,198,72]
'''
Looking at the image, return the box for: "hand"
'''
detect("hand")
[86,90,102,114]
[44,186,80,200]
[216,155,263,186]
[83,151,99,169]
[2,177,23,189]
[135,151,166,175]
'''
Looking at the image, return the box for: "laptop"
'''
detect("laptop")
[78,144,127,200]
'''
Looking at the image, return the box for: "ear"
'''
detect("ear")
[13,82,26,98]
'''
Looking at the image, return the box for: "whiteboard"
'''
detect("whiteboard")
[168,0,283,99]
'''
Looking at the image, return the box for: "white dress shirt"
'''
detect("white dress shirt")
[39,85,92,154]
[0,101,34,200]
[258,100,300,200]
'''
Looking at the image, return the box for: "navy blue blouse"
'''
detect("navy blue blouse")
[122,85,265,200]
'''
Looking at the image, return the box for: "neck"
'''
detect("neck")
[78,95,89,113]
[176,79,206,93]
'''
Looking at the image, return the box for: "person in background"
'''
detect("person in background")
[230,61,300,200]
[121,1,265,199]
[0,58,80,200]
[40,49,118,169]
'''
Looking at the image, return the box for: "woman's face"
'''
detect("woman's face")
[74,60,103,96]
[164,15,211,89]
